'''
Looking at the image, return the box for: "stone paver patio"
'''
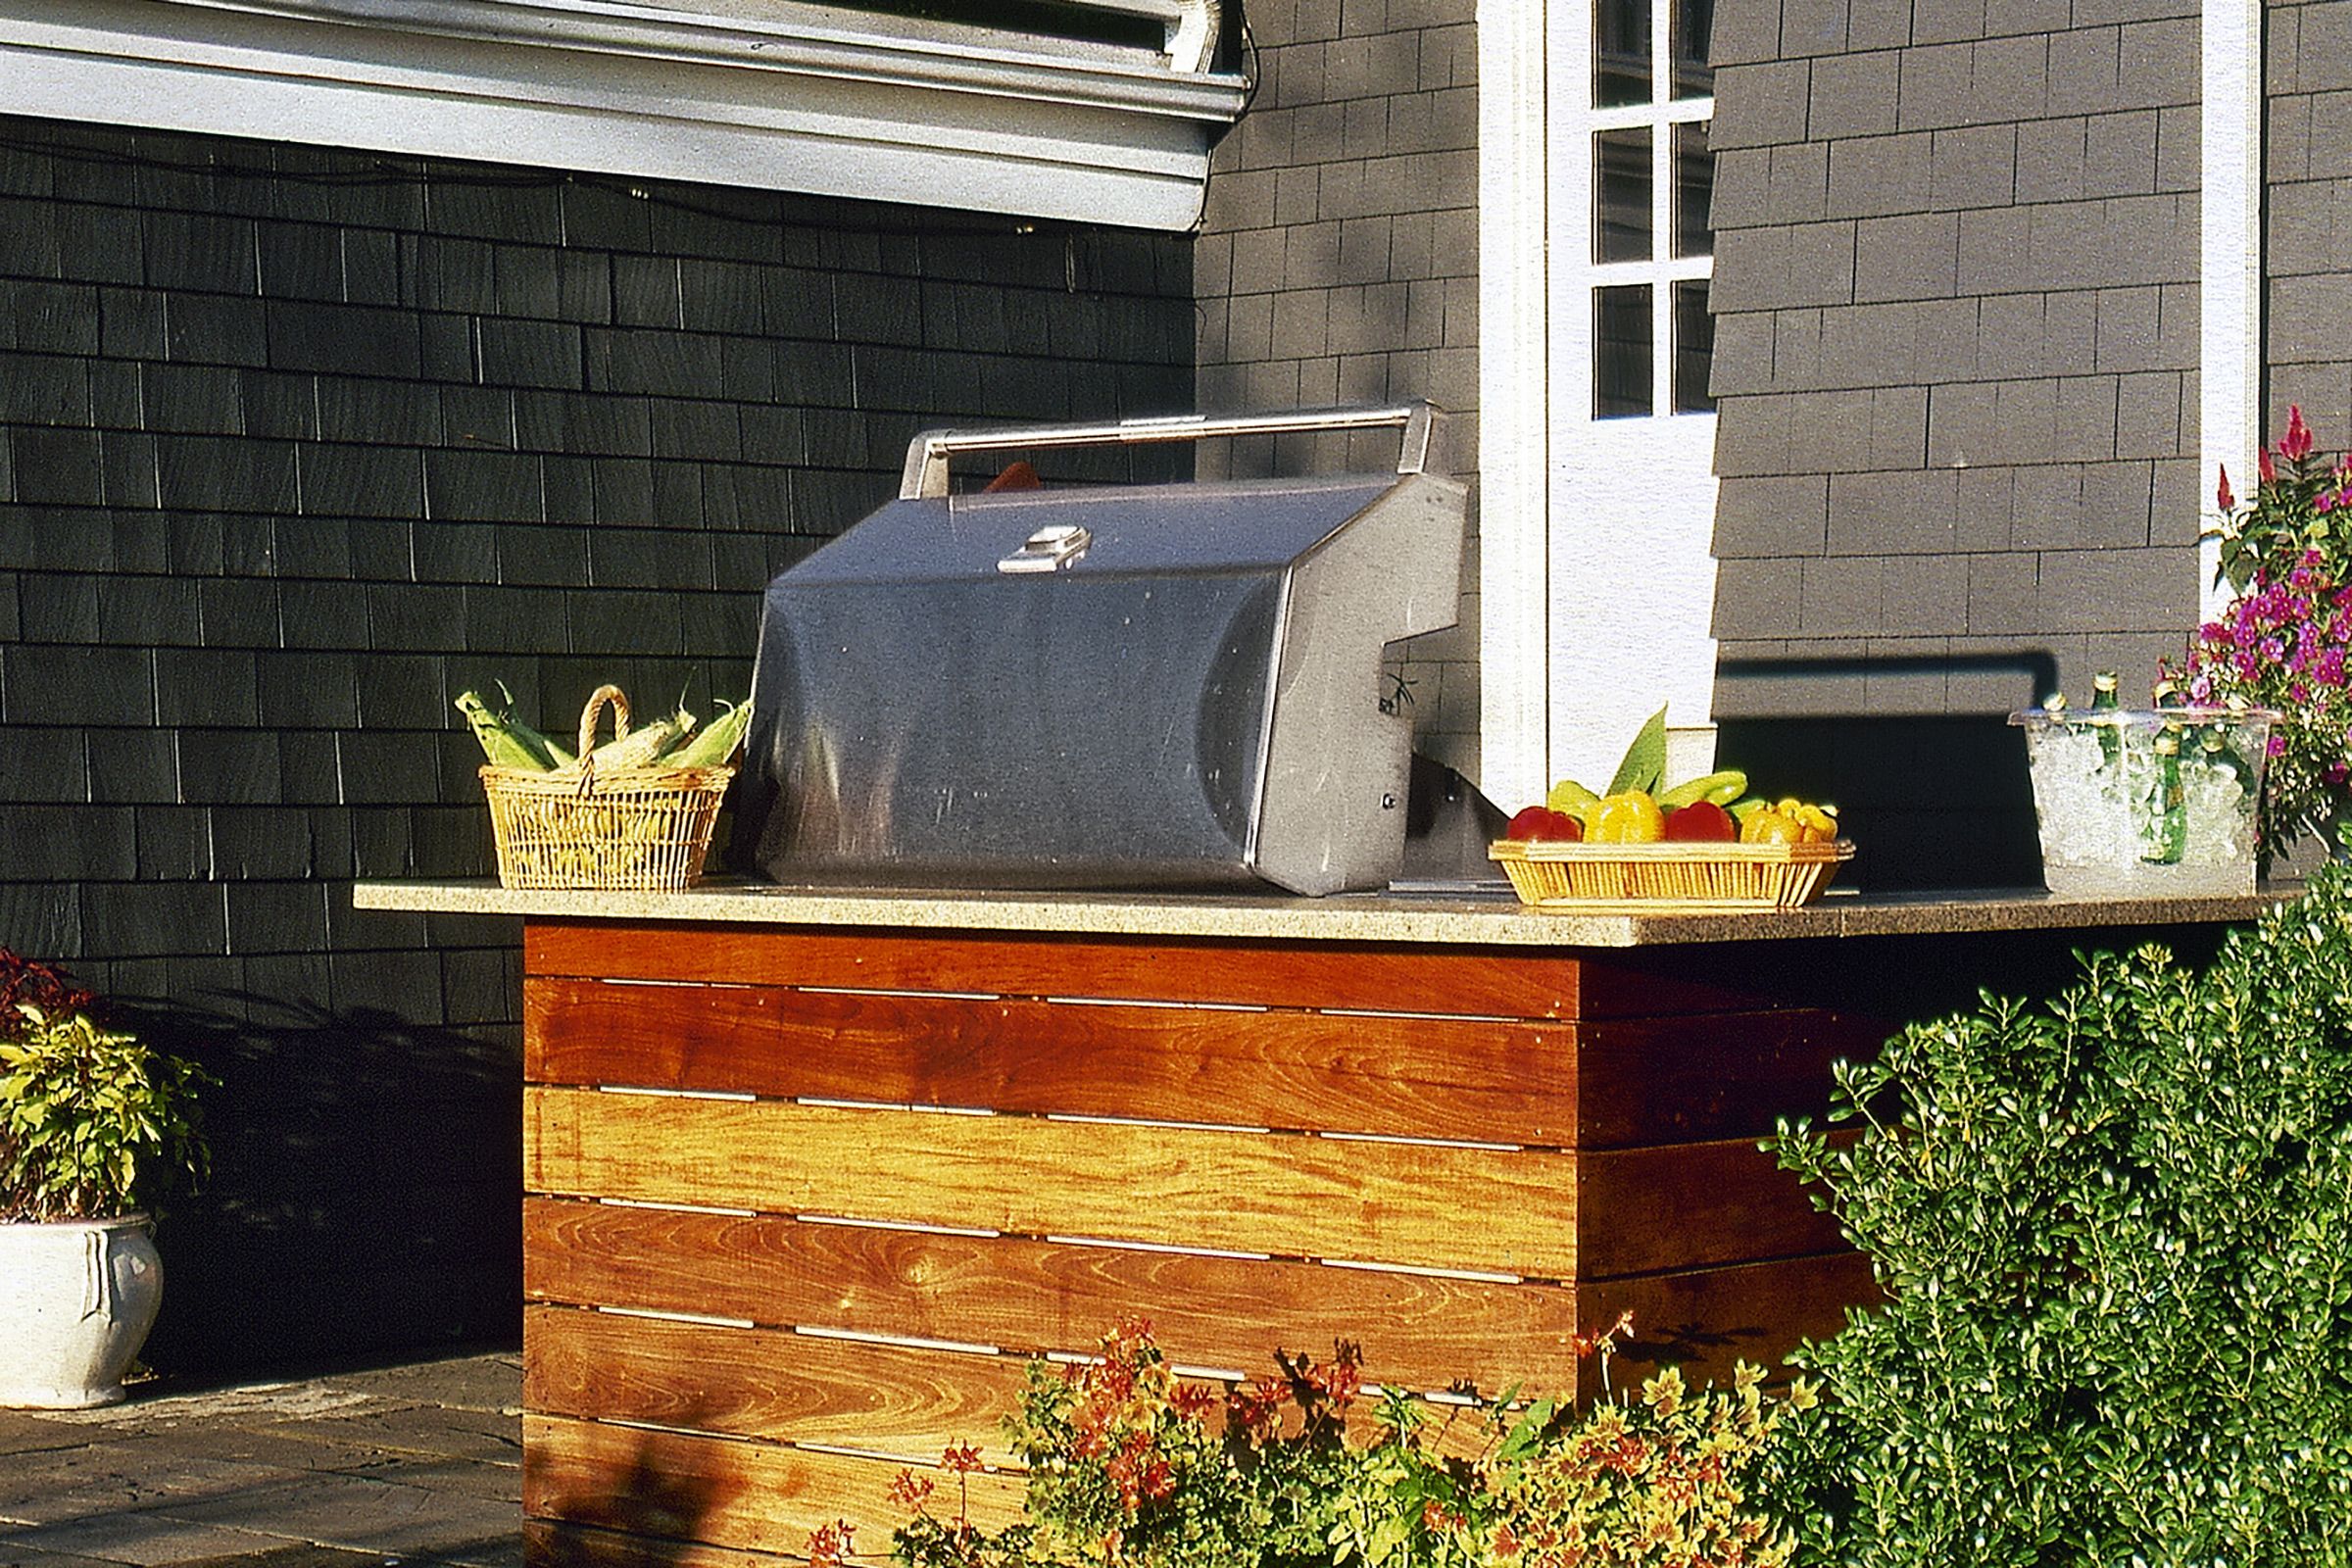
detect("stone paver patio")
[0,1352,521,1568]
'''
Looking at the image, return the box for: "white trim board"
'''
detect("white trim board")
[2201,0,2263,620]
[0,0,1247,230]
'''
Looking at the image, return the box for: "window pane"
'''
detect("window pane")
[1595,284,1653,417]
[1672,0,1714,100]
[1673,120,1712,259]
[1594,0,1650,107]
[1674,280,1715,413]
[1593,128,1653,263]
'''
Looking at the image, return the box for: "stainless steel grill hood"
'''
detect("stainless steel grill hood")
[733,405,1469,895]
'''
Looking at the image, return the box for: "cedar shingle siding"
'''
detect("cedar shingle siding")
[1195,0,1481,778]
[1706,0,2203,884]
[0,114,1190,1373]
[2271,2,2352,441]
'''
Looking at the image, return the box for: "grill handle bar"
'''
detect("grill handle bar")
[899,402,1439,499]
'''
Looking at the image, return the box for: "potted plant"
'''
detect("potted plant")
[0,949,208,1408]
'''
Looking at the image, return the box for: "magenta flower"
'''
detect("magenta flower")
[2284,404,2316,463]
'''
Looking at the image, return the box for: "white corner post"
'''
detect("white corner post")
[1476,0,1553,810]
[2201,0,2264,620]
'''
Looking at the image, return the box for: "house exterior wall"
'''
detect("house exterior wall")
[1194,0,1482,779]
[2269,1,2352,439]
[1704,0,2206,885]
[0,112,1192,1373]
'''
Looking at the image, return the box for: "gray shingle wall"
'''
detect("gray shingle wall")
[2269,1,2352,443]
[1705,0,2203,883]
[1196,0,1481,779]
[0,113,1190,1374]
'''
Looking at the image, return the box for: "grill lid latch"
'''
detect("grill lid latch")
[998,522,1093,574]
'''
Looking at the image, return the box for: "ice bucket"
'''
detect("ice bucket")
[2009,707,2277,896]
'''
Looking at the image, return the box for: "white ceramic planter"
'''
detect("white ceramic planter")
[0,1214,164,1408]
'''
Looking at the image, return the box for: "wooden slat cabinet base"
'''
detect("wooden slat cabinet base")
[518,919,1885,1565]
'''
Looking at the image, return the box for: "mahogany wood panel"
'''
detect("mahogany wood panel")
[1572,1009,1887,1149]
[525,1086,1579,1278]
[1578,1135,1852,1279]
[522,1305,1499,1468]
[527,1520,786,1568]
[524,1412,1023,1553]
[525,1305,1035,1466]
[526,923,1783,1019]
[524,977,1579,1145]
[1579,1250,1882,1399]
[523,1198,1584,1397]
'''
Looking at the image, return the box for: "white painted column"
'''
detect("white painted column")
[2201,0,2264,618]
[1476,0,1553,809]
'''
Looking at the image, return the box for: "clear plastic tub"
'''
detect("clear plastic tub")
[2009,707,2276,897]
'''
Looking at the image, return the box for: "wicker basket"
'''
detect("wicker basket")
[480,686,734,892]
[1488,837,1855,912]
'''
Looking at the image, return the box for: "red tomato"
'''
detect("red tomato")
[1506,806,1583,841]
[1661,800,1737,842]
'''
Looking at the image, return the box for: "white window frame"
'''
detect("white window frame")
[1480,0,1721,808]
[0,0,1247,231]
[1484,0,2268,807]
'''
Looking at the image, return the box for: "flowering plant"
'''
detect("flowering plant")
[2174,407,2352,853]
[2209,405,2352,594]
[0,949,208,1223]
[861,1315,1813,1568]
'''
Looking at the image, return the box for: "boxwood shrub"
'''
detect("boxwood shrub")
[1771,859,2352,1565]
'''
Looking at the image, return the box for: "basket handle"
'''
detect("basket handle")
[577,684,630,761]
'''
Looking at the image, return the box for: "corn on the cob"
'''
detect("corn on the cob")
[587,706,697,774]
[456,690,565,770]
[666,698,752,768]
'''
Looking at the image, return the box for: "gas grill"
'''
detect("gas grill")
[733,404,1469,895]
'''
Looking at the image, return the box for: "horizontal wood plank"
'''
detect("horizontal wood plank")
[1579,1250,1881,1401]
[524,977,1579,1145]
[524,1303,1514,1466]
[523,1198,1583,1397]
[525,1412,1023,1556]
[525,1305,1035,1467]
[526,922,1607,1017]
[1573,1009,1886,1149]
[1579,1134,1853,1278]
[528,1519,792,1568]
[525,1086,1578,1277]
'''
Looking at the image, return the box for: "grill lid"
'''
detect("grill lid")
[734,404,1469,895]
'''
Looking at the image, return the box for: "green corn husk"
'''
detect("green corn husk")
[666,698,753,769]
[588,707,697,772]
[457,688,564,770]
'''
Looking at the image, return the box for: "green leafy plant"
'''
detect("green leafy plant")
[1,982,210,1224]
[870,1315,1811,1568]
[1770,855,2352,1565]
[2176,405,2352,853]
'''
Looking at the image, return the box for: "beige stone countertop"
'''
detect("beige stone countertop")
[350,877,2298,949]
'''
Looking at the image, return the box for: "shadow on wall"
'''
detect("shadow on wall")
[122,992,521,1380]
[1716,650,2059,893]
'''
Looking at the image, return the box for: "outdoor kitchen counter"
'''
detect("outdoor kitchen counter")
[354,878,2290,1567]
[355,877,2288,945]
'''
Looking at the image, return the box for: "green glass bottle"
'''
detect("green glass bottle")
[2091,670,2123,768]
[2142,728,2186,864]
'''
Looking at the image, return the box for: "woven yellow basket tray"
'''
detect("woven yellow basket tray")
[480,687,734,892]
[1488,837,1856,912]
